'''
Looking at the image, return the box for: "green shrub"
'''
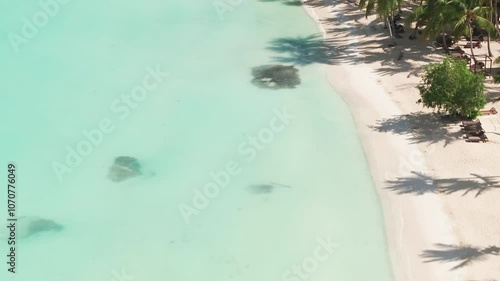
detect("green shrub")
[417,56,486,118]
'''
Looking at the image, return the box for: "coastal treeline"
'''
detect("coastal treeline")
[359,0,496,54]
[359,0,498,118]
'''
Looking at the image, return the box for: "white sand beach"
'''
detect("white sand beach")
[303,0,500,280]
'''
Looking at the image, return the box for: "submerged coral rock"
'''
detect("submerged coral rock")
[251,64,301,89]
[108,156,142,182]
[17,216,63,239]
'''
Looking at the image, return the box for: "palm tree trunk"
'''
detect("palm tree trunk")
[493,0,500,34]
[411,0,425,39]
[487,34,493,56]
[411,23,420,39]
[386,16,397,45]
[390,10,399,38]
[442,30,449,51]
[489,0,495,56]
[491,0,494,23]
[469,24,477,69]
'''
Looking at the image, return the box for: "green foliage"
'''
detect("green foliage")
[493,56,500,83]
[359,0,402,18]
[407,0,495,43]
[450,0,494,36]
[418,0,456,40]
[417,57,486,118]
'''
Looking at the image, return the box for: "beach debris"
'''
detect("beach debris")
[395,24,405,34]
[107,156,142,182]
[12,216,63,239]
[251,64,301,89]
[435,35,455,48]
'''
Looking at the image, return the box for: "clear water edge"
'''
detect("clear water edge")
[0,1,395,280]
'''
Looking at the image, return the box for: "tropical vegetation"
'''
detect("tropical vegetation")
[359,0,497,114]
[360,0,496,56]
[417,57,486,118]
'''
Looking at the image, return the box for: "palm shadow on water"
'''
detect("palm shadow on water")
[370,112,463,147]
[259,0,326,7]
[249,184,275,194]
[259,0,303,6]
[266,31,438,71]
[421,244,500,270]
[248,182,292,194]
[320,23,439,70]
[267,34,334,66]
[386,171,500,197]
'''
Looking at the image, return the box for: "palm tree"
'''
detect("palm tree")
[405,0,426,39]
[408,0,457,50]
[449,0,494,59]
[359,0,404,46]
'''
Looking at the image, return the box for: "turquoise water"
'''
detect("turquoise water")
[0,0,394,280]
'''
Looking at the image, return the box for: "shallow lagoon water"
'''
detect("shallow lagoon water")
[0,0,394,280]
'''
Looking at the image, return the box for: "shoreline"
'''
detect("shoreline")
[324,63,462,281]
[301,1,466,280]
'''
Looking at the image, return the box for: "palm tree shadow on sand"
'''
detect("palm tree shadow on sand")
[386,171,436,195]
[421,244,500,270]
[386,171,500,197]
[369,112,464,147]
